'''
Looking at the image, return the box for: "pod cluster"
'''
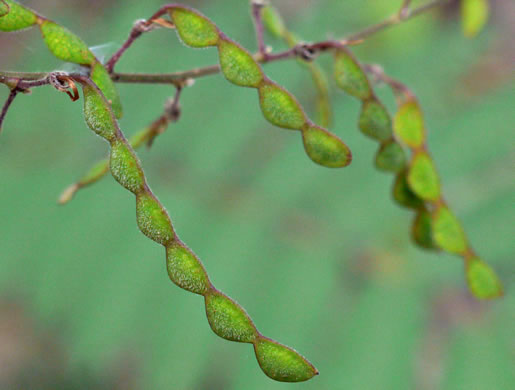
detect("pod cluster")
[166,5,351,168]
[77,78,318,382]
[0,0,122,117]
[261,4,332,128]
[333,48,503,299]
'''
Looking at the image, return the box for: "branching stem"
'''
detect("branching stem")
[0,0,450,87]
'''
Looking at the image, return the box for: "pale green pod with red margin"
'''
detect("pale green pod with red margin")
[407,152,440,201]
[109,139,146,193]
[393,98,425,148]
[167,5,349,169]
[466,257,503,299]
[166,242,211,295]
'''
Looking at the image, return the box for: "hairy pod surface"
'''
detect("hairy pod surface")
[258,81,306,129]
[358,98,393,141]
[136,193,175,245]
[109,140,145,193]
[205,290,257,342]
[302,125,352,168]
[218,38,264,87]
[0,0,36,31]
[40,20,95,64]
[466,257,503,299]
[166,242,210,295]
[168,7,218,47]
[334,49,373,100]
[83,85,117,141]
[254,337,318,382]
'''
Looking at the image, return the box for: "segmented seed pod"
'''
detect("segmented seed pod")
[406,152,440,201]
[374,139,407,173]
[167,5,350,168]
[77,78,318,382]
[411,208,437,250]
[334,49,373,100]
[466,256,503,299]
[0,0,36,31]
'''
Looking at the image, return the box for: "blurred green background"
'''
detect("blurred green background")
[0,0,513,389]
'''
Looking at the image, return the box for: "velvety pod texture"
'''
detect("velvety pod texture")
[302,125,351,168]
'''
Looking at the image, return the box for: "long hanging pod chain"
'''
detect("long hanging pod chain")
[74,76,318,382]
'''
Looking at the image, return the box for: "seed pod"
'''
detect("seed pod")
[461,0,489,38]
[90,62,123,118]
[136,193,175,245]
[0,0,36,31]
[392,170,425,210]
[393,98,425,148]
[258,81,307,130]
[254,337,318,382]
[166,242,211,295]
[432,205,467,254]
[302,125,351,168]
[205,290,257,342]
[40,20,95,65]
[374,139,406,173]
[466,257,503,299]
[168,6,219,48]
[218,38,264,88]
[358,98,393,141]
[109,139,145,193]
[334,49,373,100]
[407,152,440,201]
[412,209,437,250]
[82,84,117,141]
[261,5,286,38]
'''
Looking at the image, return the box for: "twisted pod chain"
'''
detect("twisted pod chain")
[75,77,318,382]
[157,4,351,168]
[331,47,503,299]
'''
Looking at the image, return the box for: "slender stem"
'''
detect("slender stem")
[0,0,450,86]
[251,0,267,56]
[0,89,18,132]
[105,23,144,73]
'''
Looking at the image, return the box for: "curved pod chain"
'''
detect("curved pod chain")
[0,0,122,117]
[76,77,318,383]
[332,47,502,299]
[164,5,351,168]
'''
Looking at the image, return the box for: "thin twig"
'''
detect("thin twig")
[0,88,18,133]
[251,0,267,57]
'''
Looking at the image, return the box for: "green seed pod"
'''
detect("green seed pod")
[393,99,425,148]
[262,5,286,38]
[358,99,393,141]
[90,62,123,119]
[302,125,351,168]
[218,38,264,88]
[40,20,95,65]
[168,6,219,48]
[412,209,437,250]
[466,257,503,299]
[392,170,425,210]
[166,242,211,295]
[109,140,145,193]
[432,206,467,254]
[254,337,318,382]
[136,193,175,245]
[407,152,440,201]
[374,139,406,173]
[461,0,489,38]
[258,81,306,130]
[82,84,117,141]
[205,290,257,343]
[334,49,372,100]
[0,0,37,31]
